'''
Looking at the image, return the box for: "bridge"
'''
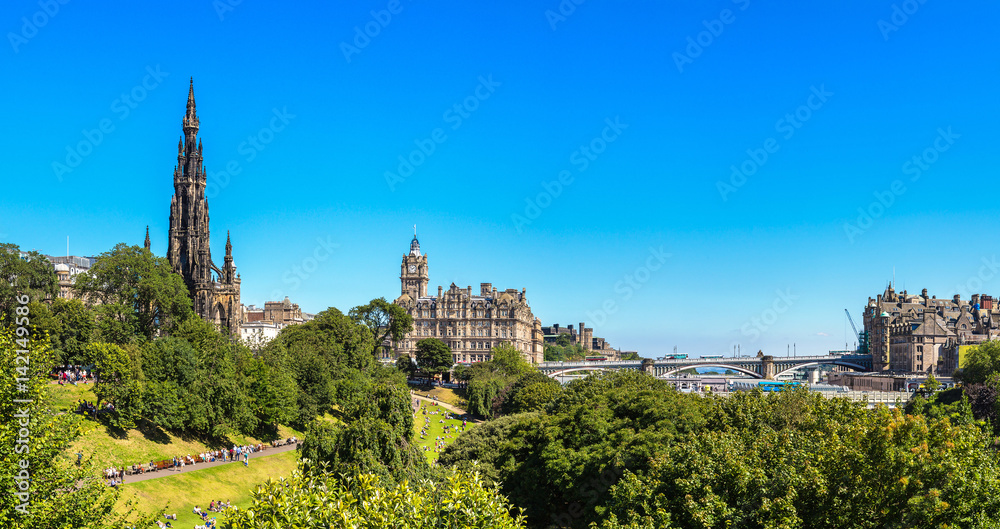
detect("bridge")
[538,353,874,380]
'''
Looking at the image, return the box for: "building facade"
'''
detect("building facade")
[392,235,545,364]
[240,297,311,347]
[864,284,1000,375]
[540,322,628,359]
[165,79,242,336]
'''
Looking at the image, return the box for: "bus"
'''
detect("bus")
[663,353,688,360]
[585,356,607,362]
[700,354,725,359]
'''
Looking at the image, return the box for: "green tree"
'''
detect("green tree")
[598,392,1000,529]
[505,373,561,415]
[415,338,453,381]
[83,342,143,429]
[395,354,417,378]
[0,244,57,318]
[955,340,1000,384]
[924,372,942,392]
[48,298,95,364]
[442,370,711,528]
[490,342,530,377]
[349,297,414,358]
[74,243,193,341]
[0,319,151,528]
[222,466,526,529]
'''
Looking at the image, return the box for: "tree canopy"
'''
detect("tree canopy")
[415,337,453,378]
[222,466,526,529]
[74,243,193,341]
[442,370,1000,529]
[955,340,1000,385]
[349,297,413,357]
[0,244,57,318]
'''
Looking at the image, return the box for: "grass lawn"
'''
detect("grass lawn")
[410,384,468,410]
[120,450,298,528]
[413,402,474,464]
[46,381,96,413]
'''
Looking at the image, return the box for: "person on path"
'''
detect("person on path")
[243,452,248,467]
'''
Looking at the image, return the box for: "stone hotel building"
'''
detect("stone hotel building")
[391,235,545,364]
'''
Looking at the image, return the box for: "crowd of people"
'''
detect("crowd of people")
[100,438,300,489]
[52,365,92,385]
[103,466,126,487]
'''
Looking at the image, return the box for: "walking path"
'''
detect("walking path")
[123,443,299,484]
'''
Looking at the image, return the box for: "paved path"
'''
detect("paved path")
[123,443,299,484]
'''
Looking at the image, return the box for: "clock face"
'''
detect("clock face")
[409,265,416,273]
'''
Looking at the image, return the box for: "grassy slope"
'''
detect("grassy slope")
[121,450,298,528]
[413,403,475,464]
[49,383,302,467]
[47,380,95,412]
[410,385,468,409]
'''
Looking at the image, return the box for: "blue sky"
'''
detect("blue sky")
[3,0,998,358]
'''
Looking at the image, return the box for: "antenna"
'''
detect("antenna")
[413,224,417,236]
[66,236,69,259]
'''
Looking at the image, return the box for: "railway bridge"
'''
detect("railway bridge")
[538,353,874,380]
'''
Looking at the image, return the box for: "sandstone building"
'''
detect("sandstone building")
[392,235,545,364]
[164,79,242,336]
[864,284,1000,375]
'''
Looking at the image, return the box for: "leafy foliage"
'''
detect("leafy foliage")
[349,297,413,357]
[598,389,1000,529]
[444,370,709,527]
[221,465,526,529]
[415,337,453,379]
[0,318,151,528]
[0,244,57,319]
[955,340,1000,385]
[39,298,95,365]
[544,342,587,362]
[464,343,561,419]
[74,243,193,341]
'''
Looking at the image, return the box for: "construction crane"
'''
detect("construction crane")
[844,309,861,351]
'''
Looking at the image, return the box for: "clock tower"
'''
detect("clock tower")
[400,234,428,298]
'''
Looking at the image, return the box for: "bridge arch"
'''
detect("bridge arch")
[658,364,763,379]
[545,367,616,379]
[774,361,870,379]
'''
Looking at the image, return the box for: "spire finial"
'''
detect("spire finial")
[183,77,200,135]
[225,230,232,256]
[144,225,151,251]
